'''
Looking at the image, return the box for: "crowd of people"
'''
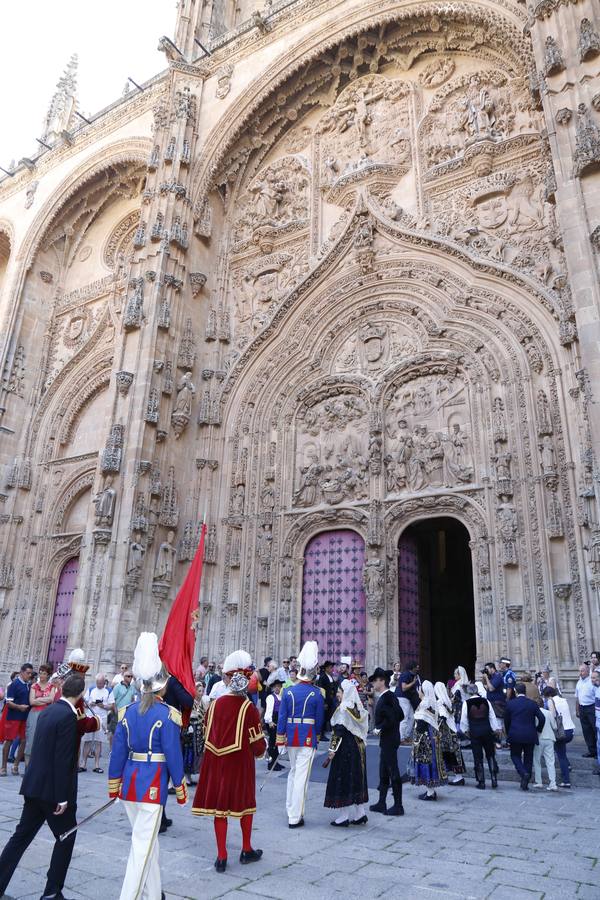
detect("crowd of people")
[0,642,599,900]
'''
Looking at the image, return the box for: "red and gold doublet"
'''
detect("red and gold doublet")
[192,693,266,818]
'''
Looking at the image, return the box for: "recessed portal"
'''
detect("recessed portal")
[48,556,79,670]
[398,517,475,683]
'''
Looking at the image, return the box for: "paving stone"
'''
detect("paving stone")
[0,768,598,899]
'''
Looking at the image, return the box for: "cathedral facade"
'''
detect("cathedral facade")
[1,0,600,683]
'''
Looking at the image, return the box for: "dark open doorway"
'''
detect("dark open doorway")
[398,517,476,684]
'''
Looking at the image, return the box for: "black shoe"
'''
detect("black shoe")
[168,786,176,794]
[330,819,349,827]
[159,821,168,834]
[288,817,304,828]
[369,801,387,813]
[163,817,172,827]
[240,848,263,864]
[215,857,227,873]
[476,781,486,790]
[350,815,368,825]
[583,752,595,758]
[418,791,437,801]
[384,804,404,816]
[273,762,284,771]
[520,774,530,791]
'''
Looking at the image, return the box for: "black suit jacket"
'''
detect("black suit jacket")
[164,675,194,713]
[374,689,402,750]
[504,696,545,745]
[21,699,78,805]
[318,673,337,707]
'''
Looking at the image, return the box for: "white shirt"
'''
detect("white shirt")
[265,692,280,725]
[208,680,228,702]
[85,686,111,724]
[548,695,575,731]
[575,676,595,706]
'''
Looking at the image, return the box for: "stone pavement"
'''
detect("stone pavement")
[0,756,598,900]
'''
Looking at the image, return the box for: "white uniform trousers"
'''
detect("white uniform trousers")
[120,800,162,900]
[533,738,557,788]
[285,746,315,824]
[398,698,414,741]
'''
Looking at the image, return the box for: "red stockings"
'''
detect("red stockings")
[213,814,254,859]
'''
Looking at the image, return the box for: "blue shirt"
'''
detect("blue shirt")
[486,672,505,703]
[594,686,600,724]
[502,669,516,694]
[6,677,30,721]
[398,671,420,708]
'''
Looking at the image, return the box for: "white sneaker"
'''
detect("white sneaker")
[547,785,558,792]
[532,783,544,789]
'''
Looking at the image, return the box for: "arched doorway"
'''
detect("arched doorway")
[398,518,475,683]
[47,557,79,669]
[302,530,366,664]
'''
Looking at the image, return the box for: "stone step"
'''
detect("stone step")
[463,748,600,788]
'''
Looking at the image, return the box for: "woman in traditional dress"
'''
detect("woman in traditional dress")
[434,682,466,785]
[183,682,206,786]
[324,679,369,826]
[411,680,447,801]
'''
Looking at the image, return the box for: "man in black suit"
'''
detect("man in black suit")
[318,661,337,739]
[0,672,85,900]
[504,681,545,791]
[368,667,404,816]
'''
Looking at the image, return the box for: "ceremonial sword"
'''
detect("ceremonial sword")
[59,797,117,841]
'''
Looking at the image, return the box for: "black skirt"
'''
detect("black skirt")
[324,724,369,809]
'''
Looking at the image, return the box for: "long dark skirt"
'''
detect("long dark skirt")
[439,718,466,775]
[412,721,448,788]
[324,725,369,809]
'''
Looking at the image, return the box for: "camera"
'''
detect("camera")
[480,667,489,676]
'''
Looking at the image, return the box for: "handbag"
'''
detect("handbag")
[551,700,566,741]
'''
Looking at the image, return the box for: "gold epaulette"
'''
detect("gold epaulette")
[117,705,128,723]
[167,704,182,727]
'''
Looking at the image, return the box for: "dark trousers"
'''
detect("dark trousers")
[379,743,402,801]
[579,705,597,755]
[509,741,534,778]
[554,729,574,783]
[267,725,278,768]
[0,797,77,897]
[471,733,496,768]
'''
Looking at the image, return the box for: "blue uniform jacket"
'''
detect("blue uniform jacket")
[108,699,186,805]
[276,681,325,749]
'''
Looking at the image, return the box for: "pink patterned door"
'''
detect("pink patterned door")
[302,530,366,664]
[48,557,79,669]
[398,534,420,664]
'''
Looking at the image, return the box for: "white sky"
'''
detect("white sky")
[0,1,175,166]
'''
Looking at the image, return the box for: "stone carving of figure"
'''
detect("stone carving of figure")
[93,476,116,526]
[231,484,245,516]
[261,483,275,511]
[362,557,385,618]
[497,502,518,566]
[464,77,496,139]
[536,389,552,435]
[127,534,145,578]
[443,425,473,486]
[171,371,195,438]
[494,450,512,483]
[250,170,286,221]
[154,530,177,583]
[492,397,507,443]
[293,450,323,508]
[540,436,557,475]
[586,526,600,576]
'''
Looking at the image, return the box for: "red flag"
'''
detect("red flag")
[159,523,206,700]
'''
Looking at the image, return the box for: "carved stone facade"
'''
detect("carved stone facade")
[0,0,599,683]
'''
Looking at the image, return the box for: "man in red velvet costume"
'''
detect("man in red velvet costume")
[192,649,266,873]
[52,649,100,753]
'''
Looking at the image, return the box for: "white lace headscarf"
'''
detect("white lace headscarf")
[451,665,469,698]
[331,678,368,741]
[414,679,439,730]
[434,681,457,732]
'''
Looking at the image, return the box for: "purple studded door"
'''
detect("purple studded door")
[301,530,366,664]
[48,557,79,669]
[398,534,420,664]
